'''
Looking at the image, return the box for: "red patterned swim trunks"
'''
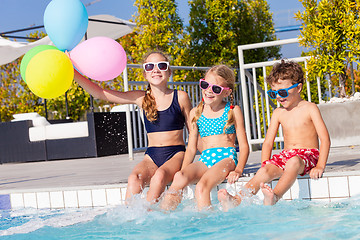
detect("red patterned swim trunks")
[261,148,319,176]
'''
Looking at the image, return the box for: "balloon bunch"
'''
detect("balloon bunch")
[20,0,127,99]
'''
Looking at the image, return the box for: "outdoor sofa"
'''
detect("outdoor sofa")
[0,112,128,164]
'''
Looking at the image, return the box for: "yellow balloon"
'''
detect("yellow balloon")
[25,49,74,99]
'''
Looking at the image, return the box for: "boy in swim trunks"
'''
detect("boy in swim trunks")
[218,60,330,209]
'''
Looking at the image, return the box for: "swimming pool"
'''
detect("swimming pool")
[1,195,359,239]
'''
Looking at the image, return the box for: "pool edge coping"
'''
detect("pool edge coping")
[1,169,359,195]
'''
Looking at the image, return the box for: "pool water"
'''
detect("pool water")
[1,196,360,240]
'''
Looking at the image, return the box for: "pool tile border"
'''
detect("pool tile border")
[1,173,359,210]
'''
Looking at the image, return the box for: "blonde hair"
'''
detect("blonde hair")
[192,65,236,132]
[141,51,170,122]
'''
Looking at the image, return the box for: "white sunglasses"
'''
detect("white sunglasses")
[143,62,169,72]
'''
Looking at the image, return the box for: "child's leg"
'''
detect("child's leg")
[125,157,157,203]
[262,156,305,205]
[160,162,207,211]
[146,152,184,203]
[245,163,283,194]
[196,158,236,210]
[218,164,283,210]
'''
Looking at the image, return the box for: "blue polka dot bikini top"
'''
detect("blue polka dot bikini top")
[197,102,236,138]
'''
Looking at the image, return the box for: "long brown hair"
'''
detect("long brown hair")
[192,65,236,131]
[141,51,171,122]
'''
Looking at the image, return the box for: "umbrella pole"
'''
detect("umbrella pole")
[84,31,94,113]
[65,91,69,119]
[44,99,48,119]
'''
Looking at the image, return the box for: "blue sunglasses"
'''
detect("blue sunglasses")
[267,83,299,99]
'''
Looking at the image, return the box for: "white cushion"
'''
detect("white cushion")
[13,112,40,120]
[45,122,89,140]
[12,113,50,127]
[29,126,46,142]
[111,105,128,112]
[31,116,50,127]
[111,104,139,112]
[28,122,89,142]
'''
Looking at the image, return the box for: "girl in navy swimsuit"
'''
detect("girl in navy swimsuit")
[74,51,192,204]
[160,65,249,211]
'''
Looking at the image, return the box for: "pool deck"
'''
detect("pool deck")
[0,145,359,193]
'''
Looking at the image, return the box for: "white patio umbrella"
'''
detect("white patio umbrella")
[0,14,136,66]
[0,36,52,66]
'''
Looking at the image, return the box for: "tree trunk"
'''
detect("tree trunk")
[350,62,355,95]
[339,72,347,98]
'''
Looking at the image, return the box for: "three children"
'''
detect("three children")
[77,54,330,210]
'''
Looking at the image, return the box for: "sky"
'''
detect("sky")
[0,0,304,58]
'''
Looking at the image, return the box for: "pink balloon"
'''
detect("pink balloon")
[69,37,127,81]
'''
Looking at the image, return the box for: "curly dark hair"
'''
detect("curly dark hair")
[266,59,304,85]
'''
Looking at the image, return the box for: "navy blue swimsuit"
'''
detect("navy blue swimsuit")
[143,89,185,132]
[144,90,186,167]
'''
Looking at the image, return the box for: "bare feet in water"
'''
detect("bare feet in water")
[217,189,242,212]
[260,183,279,205]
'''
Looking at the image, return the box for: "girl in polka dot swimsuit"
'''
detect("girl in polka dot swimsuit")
[160,65,249,211]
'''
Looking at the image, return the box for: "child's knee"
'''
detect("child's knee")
[284,157,305,174]
[172,171,189,186]
[257,164,283,180]
[257,165,272,176]
[173,171,183,180]
[151,169,167,184]
[286,156,304,169]
[195,180,212,195]
[128,172,141,184]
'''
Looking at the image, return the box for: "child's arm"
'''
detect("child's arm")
[180,108,199,170]
[309,104,331,179]
[74,70,144,106]
[226,105,249,183]
[261,108,281,163]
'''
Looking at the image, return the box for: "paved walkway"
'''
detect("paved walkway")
[0,145,359,192]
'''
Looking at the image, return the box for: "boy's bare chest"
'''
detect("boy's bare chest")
[279,109,311,130]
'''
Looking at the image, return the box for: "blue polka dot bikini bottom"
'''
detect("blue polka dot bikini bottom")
[199,147,238,168]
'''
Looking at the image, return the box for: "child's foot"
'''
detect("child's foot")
[218,189,242,212]
[159,191,182,211]
[260,183,279,205]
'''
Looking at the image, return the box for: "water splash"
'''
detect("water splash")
[1,196,360,239]
[0,208,106,236]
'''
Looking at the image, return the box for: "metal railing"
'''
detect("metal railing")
[120,38,326,160]
[238,38,326,151]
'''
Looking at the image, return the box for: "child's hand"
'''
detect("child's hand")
[309,166,324,179]
[226,171,241,184]
[64,50,70,58]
